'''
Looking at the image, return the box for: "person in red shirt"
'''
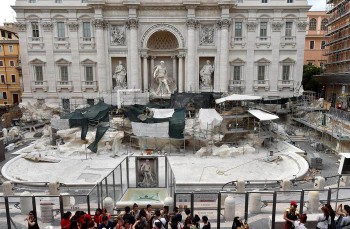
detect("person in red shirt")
[61,211,72,229]
[93,208,102,228]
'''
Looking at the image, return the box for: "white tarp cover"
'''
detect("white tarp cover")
[198,109,223,130]
[131,122,169,138]
[150,109,175,119]
[215,94,262,104]
[248,109,279,121]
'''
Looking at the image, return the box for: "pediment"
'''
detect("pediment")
[280,57,295,63]
[29,58,46,64]
[230,58,246,64]
[81,59,96,65]
[55,58,71,64]
[255,58,271,64]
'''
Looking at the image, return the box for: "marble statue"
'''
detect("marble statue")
[200,60,215,88]
[113,61,127,89]
[153,61,171,95]
[140,159,154,186]
[111,26,125,46]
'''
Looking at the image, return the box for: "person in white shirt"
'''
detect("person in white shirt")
[316,206,330,229]
[294,213,307,229]
[341,205,350,229]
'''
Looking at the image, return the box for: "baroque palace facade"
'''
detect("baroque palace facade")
[13,0,310,106]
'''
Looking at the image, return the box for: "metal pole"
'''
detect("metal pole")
[244,192,249,222]
[87,195,91,215]
[120,164,123,194]
[97,183,101,208]
[32,196,37,218]
[126,157,130,188]
[190,193,194,217]
[335,175,341,209]
[217,192,221,229]
[165,156,168,188]
[59,195,64,219]
[112,171,116,202]
[327,188,332,205]
[105,178,108,197]
[5,197,11,229]
[173,193,177,212]
[300,190,304,215]
[271,191,277,229]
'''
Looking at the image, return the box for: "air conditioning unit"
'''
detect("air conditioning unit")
[338,153,350,175]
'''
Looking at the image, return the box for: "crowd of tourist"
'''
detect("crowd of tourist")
[59,203,210,229]
[283,200,350,229]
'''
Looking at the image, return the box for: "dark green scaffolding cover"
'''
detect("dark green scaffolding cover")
[88,125,109,153]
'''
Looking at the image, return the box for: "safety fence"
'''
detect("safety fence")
[0,155,349,229]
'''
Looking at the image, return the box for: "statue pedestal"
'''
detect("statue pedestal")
[150,93,171,100]
[200,86,213,92]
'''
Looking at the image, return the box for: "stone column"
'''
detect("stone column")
[177,54,185,92]
[67,20,82,94]
[271,21,283,94]
[214,21,221,92]
[151,56,156,71]
[219,19,231,92]
[245,21,257,94]
[172,55,177,82]
[142,54,149,91]
[186,19,198,92]
[15,22,32,100]
[127,19,140,89]
[93,19,107,93]
[41,20,56,95]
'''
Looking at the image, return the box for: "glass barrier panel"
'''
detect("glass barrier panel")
[329,187,350,213]
[219,192,246,228]
[245,192,274,229]
[175,193,191,214]
[192,193,218,227]
[158,156,166,188]
[7,195,32,229]
[34,196,61,228]
[88,184,100,212]
[275,191,302,228]
[114,165,123,202]
[302,189,330,214]
[126,157,135,189]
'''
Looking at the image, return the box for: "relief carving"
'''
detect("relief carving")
[271,21,283,31]
[14,22,26,32]
[246,22,257,32]
[93,19,107,29]
[42,22,54,31]
[68,22,79,32]
[200,25,215,45]
[110,25,126,46]
[297,21,308,31]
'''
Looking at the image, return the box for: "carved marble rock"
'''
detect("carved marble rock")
[151,61,176,95]
[200,60,215,88]
[111,25,125,45]
[113,61,127,89]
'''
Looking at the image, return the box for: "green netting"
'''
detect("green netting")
[87,125,109,153]
[64,110,89,140]
[84,101,111,123]
[169,108,185,139]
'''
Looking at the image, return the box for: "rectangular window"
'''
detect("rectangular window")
[258,66,265,81]
[2,92,7,100]
[11,75,16,83]
[260,22,268,38]
[85,66,93,81]
[235,22,243,38]
[287,0,293,3]
[57,22,65,39]
[35,66,43,81]
[55,0,63,3]
[83,22,91,39]
[0,45,2,52]
[8,45,13,53]
[9,61,15,67]
[321,40,326,49]
[282,65,290,81]
[81,0,87,2]
[87,99,95,106]
[8,33,12,39]
[310,41,315,49]
[32,22,39,37]
[0,61,3,66]
[60,66,69,81]
[62,99,70,111]
[233,66,241,81]
[262,0,268,3]
[29,0,36,2]
[1,75,5,84]
[285,22,293,37]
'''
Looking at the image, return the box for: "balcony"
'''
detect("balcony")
[256,36,271,48]
[278,80,294,91]
[32,81,48,92]
[57,81,73,92]
[231,37,246,48]
[281,36,296,48]
[28,37,44,49]
[79,37,95,49]
[253,80,269,91]
[82,81,98,92]
[54,37,70,49]
[228,80,245,91]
